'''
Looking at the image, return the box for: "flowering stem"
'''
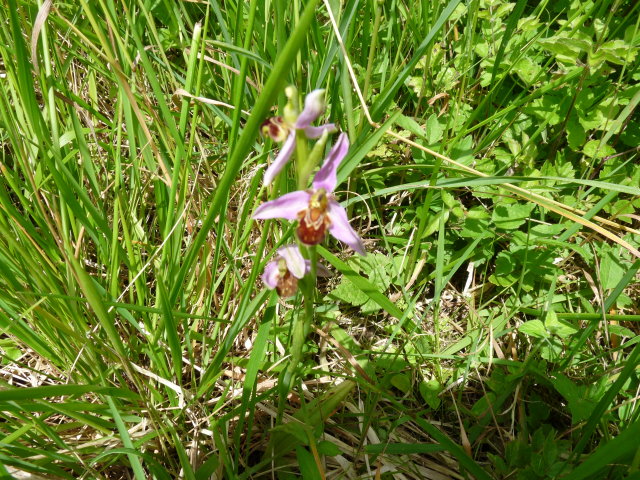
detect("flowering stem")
[295,129,310,189]
[280,247,316,414]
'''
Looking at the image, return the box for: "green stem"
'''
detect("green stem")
[295,129,310,189]
[279,245,316,419]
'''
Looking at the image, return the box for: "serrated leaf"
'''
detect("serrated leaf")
[578,98,621,131]
[583,140,615,159]
[523,94,566,125]
[325,252,398,315]
[330,277,369,307]
[406,76,425,96]
[551,375,603,424]
[512,56,544,84]
[491,202,534,230]
[461,207,492,238]
[538,36,591,64]
[589,40,637,68]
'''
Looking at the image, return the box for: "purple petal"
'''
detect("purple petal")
[327,199,365,255]
[316,262,332,277]
[295,89,325,129]
[263,132,295,185]
[312,132,349,193]
[303,260,332,277]
[262,260,280,289]
[253,190,311,220]
[303,123,336,139]
[278,244,306,279]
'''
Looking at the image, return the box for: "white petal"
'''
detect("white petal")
[278,244,306,279]
[295,89,326,128]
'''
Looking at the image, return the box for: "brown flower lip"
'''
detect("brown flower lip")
[276,269,298,297]
[296,188,329,246]
[260,116,289,142]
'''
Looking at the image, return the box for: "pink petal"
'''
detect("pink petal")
[295,89,325,128]
[316,262,332,277]
[263,132,295,185]
[303,123,336,139]
[327,199,365,255]
[312,132,349,193]
[278,244,306,279]
[303,260,332,277]
[252,190,311,220]
[262,260,280,289]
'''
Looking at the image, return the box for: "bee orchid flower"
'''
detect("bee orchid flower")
[261,89,337,185]
[263,244,331,297]
[253,133,365,255]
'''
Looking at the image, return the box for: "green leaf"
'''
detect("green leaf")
[419,379,443,409]
[599,248,626,290]
[566,111,586,150]
[317,440,341,457]
[460,208,492,239]
[583,139,615,159]
[545,310,578,338]
[491,202,534,230]
[272,422,311,446]
[519,320,549,339]
[391,373,411,392]
[551,375,604,424]
[589,40,638,68]
[540,337,564,362]
[425,113,444,144]
[564,419,640,480]
[512,56,544,85]
[523,94,566,125]
[489,252,518,287]
[451,135,474,164]
[296,446,322,480]
[538,35,591,64]
[327,253,394,313]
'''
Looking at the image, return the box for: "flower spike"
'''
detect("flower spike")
[253,133,366,255]
[262,89,336,185]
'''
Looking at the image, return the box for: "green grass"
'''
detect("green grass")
[1,0,639,478]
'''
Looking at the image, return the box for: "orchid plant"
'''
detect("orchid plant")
[252,87,366,397]
[260,87,336,186]
[254,132,365,256]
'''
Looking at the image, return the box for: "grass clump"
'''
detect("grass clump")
[0,0,639,478]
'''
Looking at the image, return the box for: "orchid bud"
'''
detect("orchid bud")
[283,85,299,125]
